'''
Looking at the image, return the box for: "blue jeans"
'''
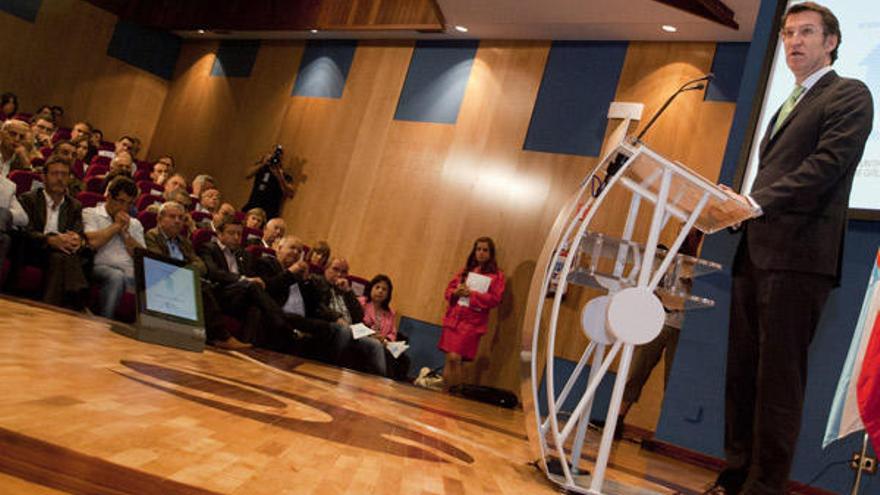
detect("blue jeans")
[92,264,134,319]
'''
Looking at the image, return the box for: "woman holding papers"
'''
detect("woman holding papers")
[439,237,506,392]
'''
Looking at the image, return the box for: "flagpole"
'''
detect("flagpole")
[850,432,870,495]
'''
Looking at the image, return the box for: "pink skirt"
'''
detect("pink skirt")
[438,325,482,361]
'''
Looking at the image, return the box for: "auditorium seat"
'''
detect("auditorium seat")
[52,128,71,143]
[136,180,163,197]
[71,159,86,180]
[135,160,151,173]
[242,226,262,245]
[191,228,216,253]
[245,245,275,259]
[347,275,369,297]
[190,211,212,225]
[137,210,157,231]
[13,112,31,121]
[90,155,111,168]
[8,265,44,297]
[135,193,161,212]
[8,170,41,195]
[98,141,114,151]
[85,176,105,193]
[85,163,108,178]
[133,169,151,182]
[76,191,103,208]
[233,211,246,223]
[39,146,52,158]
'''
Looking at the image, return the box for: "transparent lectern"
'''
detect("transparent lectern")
[520,141,756,494]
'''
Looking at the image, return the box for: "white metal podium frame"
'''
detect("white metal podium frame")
[519,141,754,495]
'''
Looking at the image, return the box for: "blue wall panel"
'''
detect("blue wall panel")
[211,40,260,78]
[0,0,41,22]
[394,40,479,124]
[292,40,357,99]
[523,41,628,157]
[706,42,751,103]
[398,316,445,379]
[656,0,879,491]
[107,20,181,81]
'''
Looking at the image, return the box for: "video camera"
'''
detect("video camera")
[267,144,283,167]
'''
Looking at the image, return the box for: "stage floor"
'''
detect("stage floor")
[0,297,715,494]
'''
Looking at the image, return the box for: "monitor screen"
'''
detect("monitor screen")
[741,0,880,217]
[135,249,203,326]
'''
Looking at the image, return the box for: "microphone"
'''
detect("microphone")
[635,73,714,142]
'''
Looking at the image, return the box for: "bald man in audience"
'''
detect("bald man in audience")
[252,217,285,248]
[1,119,32,176]
[150,157,173,186]
[109,150,134,176]
[19,157,88,309]
[144,201,250,350]
[164,173,187,196]
[69,122,91,142]
[191,174,216,199]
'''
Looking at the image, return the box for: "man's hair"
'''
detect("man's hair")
[159,201,185,216]
[52,140,73,152]
[193,174,215,189]
[118,135,135,144]
[106,176,138,199]
[215,213,241,233]
[199,186,219,201]
[1,119,27,131]
[784,1,841,63]
[73,121,91,132]
[30,114,55,126]
[44,156,71,171]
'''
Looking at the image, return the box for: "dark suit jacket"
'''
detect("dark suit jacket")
[253,256,319,310]
[198,241,256,287]
[19,188,84,249]
[308,274,364,324]
[742,70,873,279]
[144,227,207,276]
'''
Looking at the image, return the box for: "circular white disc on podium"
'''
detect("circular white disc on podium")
[606,287,664,345]
[580,295,615,345]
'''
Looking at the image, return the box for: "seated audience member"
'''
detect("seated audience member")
[196,187,221,214]
[144,201,250,349]
[88,129,103,148]
[50,140,76,163]
[203,202,236,231]
[30,115,55,151]
[0,92,18,121]
[50,106,64,127]
[83,176,144,318]
[1,119,32,176]
[98,135,134,160]
[150,157,173,186]
[192,174,216,199]
[129,136,142,159]
[244,207,266,230]
[310,257,386,376]
[198,214,288,346]
[255,235,352,360]
[108,150,134,176]
[71,135,89,163]
[0,173,28,269]
[163,173,187,196]
[69,121,91,142]
[359,274,409,379]
[308,240,331,272]
[252,217,285,248]
[34,105,54,122]
[19,157,88,309]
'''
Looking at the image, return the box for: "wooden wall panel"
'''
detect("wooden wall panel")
[147,39,737,430]
[0,0,169,154]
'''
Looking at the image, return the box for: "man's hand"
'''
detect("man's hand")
[335,277,350,292]
[288,260,308,275]
[245,276,266,289]
[47,234,72,254]
[113,210,130,232]
[61,232,83,252]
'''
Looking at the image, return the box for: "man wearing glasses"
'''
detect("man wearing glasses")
[709,3,873,494]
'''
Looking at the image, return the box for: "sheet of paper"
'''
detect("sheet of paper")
[350,323,375,340]
[385,340,409,359]
[458,272,492,307]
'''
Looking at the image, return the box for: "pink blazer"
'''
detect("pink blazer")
[358,296,398,341]
[442,268,505,335]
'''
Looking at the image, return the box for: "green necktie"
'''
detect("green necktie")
[772,85,805,136]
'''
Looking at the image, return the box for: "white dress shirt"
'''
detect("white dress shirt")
[42,190,65,234]
[215,240,241,275]
[83,203,145,277]
[0,177,27,227]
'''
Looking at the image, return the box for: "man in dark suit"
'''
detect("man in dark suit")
[19,157,89,309]
[709,3,874,494]
[144,201,250,350]
[197,214,289,348]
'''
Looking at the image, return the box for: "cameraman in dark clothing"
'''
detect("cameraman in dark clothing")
[242,146,296,220]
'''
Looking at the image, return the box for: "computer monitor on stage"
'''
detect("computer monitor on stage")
[113,249,206,352]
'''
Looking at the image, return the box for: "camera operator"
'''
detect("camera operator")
[242,146,297,220]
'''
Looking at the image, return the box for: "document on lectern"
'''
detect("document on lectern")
[457,272,492,307]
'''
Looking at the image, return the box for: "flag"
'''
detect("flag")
[823,248,880,449]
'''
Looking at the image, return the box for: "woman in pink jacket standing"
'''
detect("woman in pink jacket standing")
[439,236,505,392]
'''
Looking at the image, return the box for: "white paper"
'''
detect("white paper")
[350,323,375,340]
[457,272,492,307]
[385,340,409,359]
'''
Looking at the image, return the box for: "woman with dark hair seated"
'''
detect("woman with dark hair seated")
[0,92,18,121]
[359,274,410,380]
[438,236,505,392]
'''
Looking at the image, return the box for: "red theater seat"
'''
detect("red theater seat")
[90,155,111,168]
[191,228,216,253]
[85,176,105,194]
[7,170,41,195]
[85,163,108,178]
[133,169,151,182]
[347,275,370,297]
[136,180,164,197]
[137,210,157,231]
[71,159,86,180]
[135,193,162,212]
[76,191,103,208]
[242,226,262,244]
[245,245,275,259]
[52,128,71,143]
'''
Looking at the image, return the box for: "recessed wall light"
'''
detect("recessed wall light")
[310,29,318,34]
[454,25,468,33]
[662,25,677,33]
[197,29,206,34]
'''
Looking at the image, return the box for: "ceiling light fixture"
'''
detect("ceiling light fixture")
[661,25,677,33]
[454,25,468,33]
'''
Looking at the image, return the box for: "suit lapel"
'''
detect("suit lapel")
[35,190,48,232]
[760,71,838,157]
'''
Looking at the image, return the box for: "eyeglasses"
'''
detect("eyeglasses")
[781,25,823,40]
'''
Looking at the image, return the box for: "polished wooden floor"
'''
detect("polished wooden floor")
[0,297,716,494]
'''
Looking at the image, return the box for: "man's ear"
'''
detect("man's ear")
[824,34,839,54]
